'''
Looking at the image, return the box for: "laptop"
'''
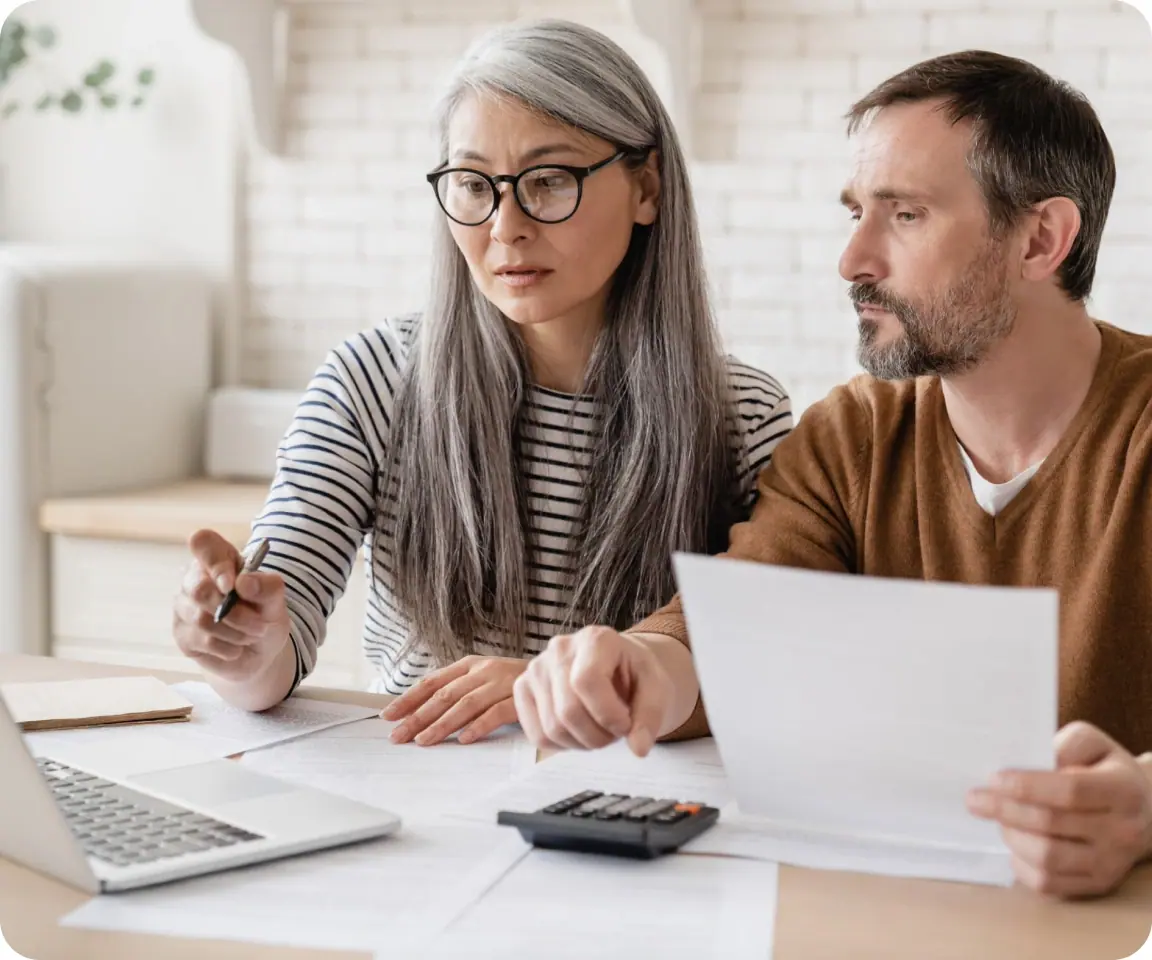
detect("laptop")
[0,691,401,893]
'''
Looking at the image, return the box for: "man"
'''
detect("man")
[512,49,1152,899]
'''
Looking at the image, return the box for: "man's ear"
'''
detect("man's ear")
[634,150,661,226]
[1019,197,1081,285]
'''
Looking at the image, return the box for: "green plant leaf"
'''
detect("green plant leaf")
[1,102,17,118]
[60,90,83,113]
[137,67,155,86]
[100,93,118,109]
[2,20,26,44]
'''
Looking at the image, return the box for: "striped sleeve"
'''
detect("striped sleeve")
[246,321,411,693]
[726,358,794,510]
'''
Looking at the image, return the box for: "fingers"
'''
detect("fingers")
[967,790,1100,841]
[188,528,242,593]
[459,698,518,745]
[381,658,475,722]
[1055,721,1118,769]
[1002,827,1095,878]
[173,593,260,649]
[624,662,669,758]
[987,768,1115,813]
[1009,854,1096,899]
[232,571,287,620]
[389,674,485,744]
[409,685,509,747]
[513,675,561,751]
[549,661,618,751]
[527,663,583,750]
[568,638,632,738]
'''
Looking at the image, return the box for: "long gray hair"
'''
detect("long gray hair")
[385,18,735,665]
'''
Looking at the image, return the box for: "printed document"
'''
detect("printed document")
[672,554,1058,886]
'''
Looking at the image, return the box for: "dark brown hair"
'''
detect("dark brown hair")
[846,50,1116,302]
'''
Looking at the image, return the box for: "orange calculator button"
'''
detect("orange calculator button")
[674,803,702,815]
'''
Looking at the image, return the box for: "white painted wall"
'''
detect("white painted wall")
[242,0,1152,414]
[0,0,245,379]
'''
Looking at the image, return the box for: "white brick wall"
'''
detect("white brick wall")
[243,0,1152,415]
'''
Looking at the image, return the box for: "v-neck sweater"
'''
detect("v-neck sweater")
[640,321,1152,753]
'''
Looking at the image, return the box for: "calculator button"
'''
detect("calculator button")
[623,799,678,822]
[593,797,654,821]
[541,791,602,815]
[652,809,691,824]
[674,803,703,815]
[569,795,628,818]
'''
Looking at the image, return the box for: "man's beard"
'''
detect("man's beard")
[852,241,1017,381]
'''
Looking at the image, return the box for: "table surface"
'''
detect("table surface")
[2,653,1150,960]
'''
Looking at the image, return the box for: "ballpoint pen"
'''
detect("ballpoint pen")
[214,538,271,624]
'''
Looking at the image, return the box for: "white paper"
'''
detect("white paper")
[23,682,379,778]
[62,821,530,952]
[672,553,1058,886]
[411,847,779,960]
[452,736,732,826]
[239,718,539,821]
[686,806,1013,886]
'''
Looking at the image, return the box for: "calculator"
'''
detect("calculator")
[497,791,720,859]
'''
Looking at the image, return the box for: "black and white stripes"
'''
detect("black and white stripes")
[249,318,792,695]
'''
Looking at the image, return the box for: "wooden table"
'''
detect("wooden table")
[2,654,1151,960]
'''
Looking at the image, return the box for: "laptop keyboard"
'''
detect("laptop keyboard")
[36,758,264,869]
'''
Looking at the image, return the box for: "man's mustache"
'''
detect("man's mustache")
[849,283,910,319]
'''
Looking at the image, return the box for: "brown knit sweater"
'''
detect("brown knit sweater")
[639,322,1152,754]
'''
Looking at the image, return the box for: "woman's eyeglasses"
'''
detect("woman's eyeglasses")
[426,150,628,227]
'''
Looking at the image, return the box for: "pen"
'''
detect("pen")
[214,539,271,624]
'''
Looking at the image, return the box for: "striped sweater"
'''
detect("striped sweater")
[248,317,793,695]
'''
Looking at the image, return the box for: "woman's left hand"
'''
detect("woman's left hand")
[381,655,529,746]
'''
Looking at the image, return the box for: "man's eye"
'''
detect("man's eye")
[896,211,918,222]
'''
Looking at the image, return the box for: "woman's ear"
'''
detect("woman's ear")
[634,150,661,226]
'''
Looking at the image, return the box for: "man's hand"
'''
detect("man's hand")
[967,721,1152,898]
[512,626,677,757]
[382,656,529,746]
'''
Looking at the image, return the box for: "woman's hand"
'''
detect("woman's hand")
[173,529,292,689]
[382,655,529,746]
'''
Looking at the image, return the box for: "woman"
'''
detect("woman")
[172,18,791,747]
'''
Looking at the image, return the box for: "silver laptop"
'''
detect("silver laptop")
[0,692,401,893]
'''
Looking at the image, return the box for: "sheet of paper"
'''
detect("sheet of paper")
[451,736,732,826]
[62,821,530,952]
[685,807,1013,886]
[411,847,779,960]
[238,718,539,821]
[23,682,379,778]
[672,553,1058,886]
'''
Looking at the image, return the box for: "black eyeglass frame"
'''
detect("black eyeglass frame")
[425,149,633,226]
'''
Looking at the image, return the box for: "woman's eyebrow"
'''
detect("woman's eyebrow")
[450,143,584,165]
